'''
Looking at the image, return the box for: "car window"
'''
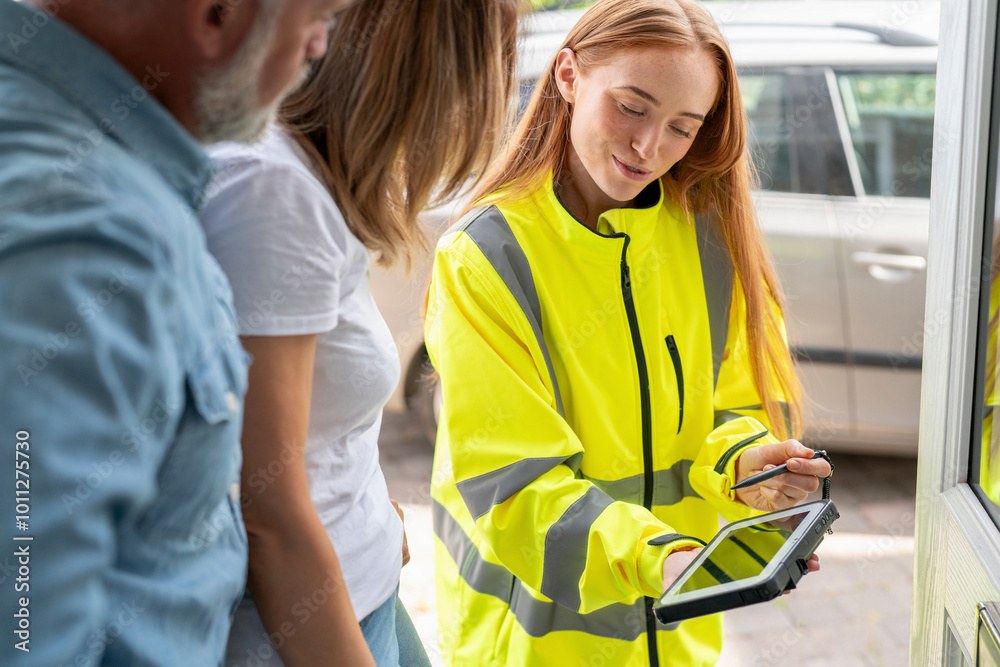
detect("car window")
[740,69,855,197]
[836,71,936,198]
[517,78,538,117]
[741,73,795,192]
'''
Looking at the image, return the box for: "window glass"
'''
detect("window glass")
[741,73,794,192]
[981,235,1000,512]
[741,69,854,196]
[973,45,1000,522]
[516,78,537,118]
[976,163,1000,519]
[836,71,936,198]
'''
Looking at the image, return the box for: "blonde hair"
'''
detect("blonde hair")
[280,0,521,268]
[470,0,802,438]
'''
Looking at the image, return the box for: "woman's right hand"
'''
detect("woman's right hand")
[733,440,832,512]
[661,546,704,592]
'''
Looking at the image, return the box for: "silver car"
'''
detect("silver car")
[373,1,938,455]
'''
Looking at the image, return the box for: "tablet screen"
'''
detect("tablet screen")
[656,500,837,624]
[673,508,810,595]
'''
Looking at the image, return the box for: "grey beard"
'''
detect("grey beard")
[191,35,273,144]
[193,39,315,145]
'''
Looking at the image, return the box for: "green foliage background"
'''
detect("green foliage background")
[528,0,593,10]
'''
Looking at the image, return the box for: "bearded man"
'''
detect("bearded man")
[0,0,350,663]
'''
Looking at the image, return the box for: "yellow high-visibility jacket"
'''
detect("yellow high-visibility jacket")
[982,273,1000,503]
[424,174,790,666]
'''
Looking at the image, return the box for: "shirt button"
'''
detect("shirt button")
[230,482,240,503]
[225,391,239,413]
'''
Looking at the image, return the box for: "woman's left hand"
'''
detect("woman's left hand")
[390,500,410,567]
[661,546,704,592]
[781,553,822,595]
[733,440,832,512]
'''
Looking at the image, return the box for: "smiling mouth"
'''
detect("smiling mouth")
[614,156,650,177]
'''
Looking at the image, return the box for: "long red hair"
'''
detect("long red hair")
[469,0,802,438]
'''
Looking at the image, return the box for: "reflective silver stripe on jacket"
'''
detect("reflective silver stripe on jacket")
[714,403,790,431]
[452,206,577,521]
[540,486,615,610]
[582,459,702,506]
[695,212,734,391]
[458,456,701,524]
[434,500,676,640]
[457,455,581,521]
[454,206,565,417]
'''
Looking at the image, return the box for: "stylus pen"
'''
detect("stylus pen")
[730,451,828,491]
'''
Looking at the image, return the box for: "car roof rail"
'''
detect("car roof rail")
[717,20,938,48]
[832,22,937,47]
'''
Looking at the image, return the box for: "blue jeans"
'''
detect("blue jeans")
[360,586,432,667]
[225,585,431,667]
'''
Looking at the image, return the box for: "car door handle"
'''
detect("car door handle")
[851,251,927,272]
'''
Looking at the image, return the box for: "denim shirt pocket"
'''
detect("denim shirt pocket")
[188,341,245,425]
[133,334,248,544]
[186,336,250,547]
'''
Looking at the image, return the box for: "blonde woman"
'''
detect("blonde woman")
[424,0,830,664]
[198,1,520,665]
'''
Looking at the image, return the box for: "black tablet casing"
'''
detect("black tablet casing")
[653,499,840,624]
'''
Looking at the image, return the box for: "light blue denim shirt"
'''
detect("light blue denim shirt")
[0,1,250,664]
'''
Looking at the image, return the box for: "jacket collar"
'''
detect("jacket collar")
[524,170,668,261]
[0,0,215,210]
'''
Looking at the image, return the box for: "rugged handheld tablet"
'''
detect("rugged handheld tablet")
[654,499,840,624]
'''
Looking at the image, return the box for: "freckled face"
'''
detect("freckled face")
[556,45,721,211]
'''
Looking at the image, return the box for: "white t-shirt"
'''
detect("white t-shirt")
[201,125,404,628]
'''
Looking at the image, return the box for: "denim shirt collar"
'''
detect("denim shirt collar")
[0,0,216,209]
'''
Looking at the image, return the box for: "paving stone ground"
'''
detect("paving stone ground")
[379,411,917,666]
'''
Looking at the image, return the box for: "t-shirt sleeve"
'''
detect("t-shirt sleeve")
[200,150,349,337]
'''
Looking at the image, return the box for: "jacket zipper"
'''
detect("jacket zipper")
[665,335,684,434]
[620,242,653,508]
[619,238,659,667]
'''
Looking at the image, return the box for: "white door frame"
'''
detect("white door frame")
[912,0,1000,663]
